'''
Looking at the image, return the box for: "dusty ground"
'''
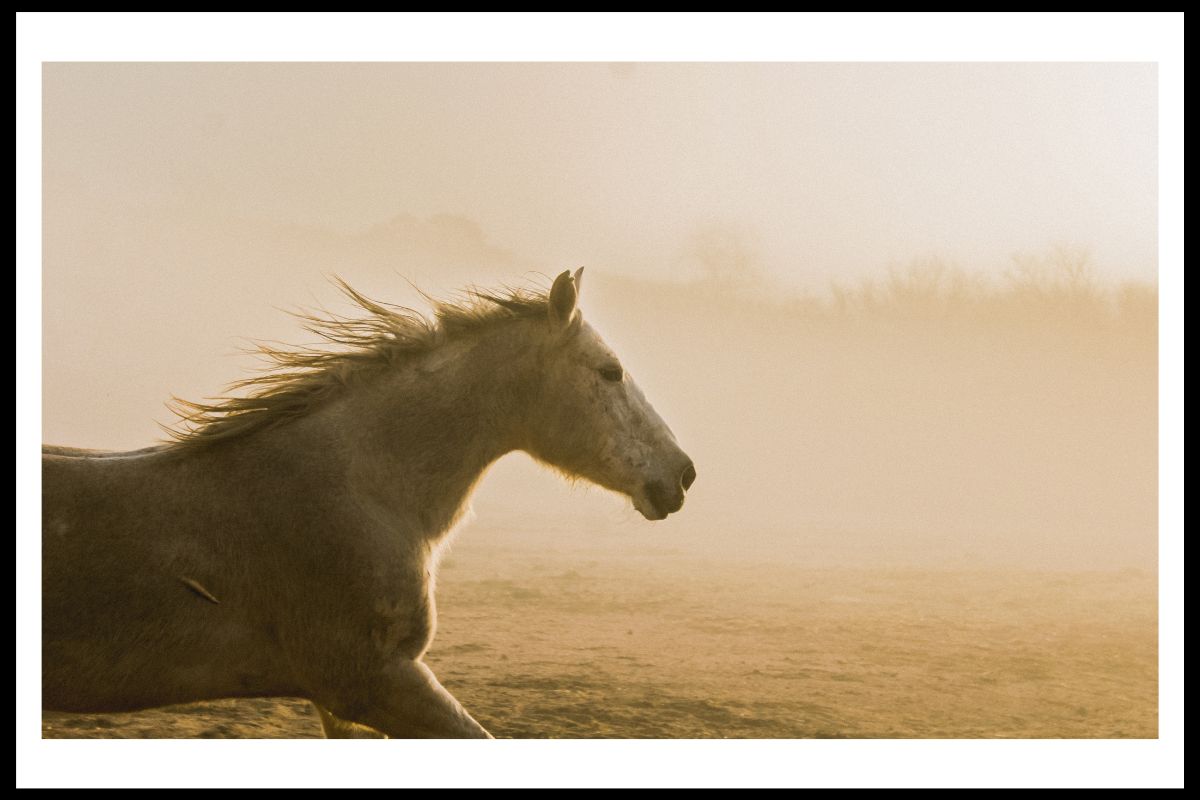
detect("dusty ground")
[42,539,1157,739]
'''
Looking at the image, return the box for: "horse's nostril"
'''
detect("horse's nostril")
[680,462,697,491]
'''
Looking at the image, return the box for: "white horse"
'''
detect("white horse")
[42,269,695,738]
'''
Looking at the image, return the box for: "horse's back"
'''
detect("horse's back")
[42,446,168,560]
[43,443,169,459]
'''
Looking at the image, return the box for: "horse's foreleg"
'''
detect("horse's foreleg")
[313,703,387,739]
[330,660,492,739]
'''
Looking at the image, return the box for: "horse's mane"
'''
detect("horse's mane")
[164,277,550,450]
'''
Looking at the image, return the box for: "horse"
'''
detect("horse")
[42,269,696,738]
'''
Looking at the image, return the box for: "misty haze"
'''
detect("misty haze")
[41,62,1156,739]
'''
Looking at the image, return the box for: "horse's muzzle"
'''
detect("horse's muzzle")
[640,459,696,520]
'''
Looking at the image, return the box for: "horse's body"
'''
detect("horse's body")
[42,271,694,738]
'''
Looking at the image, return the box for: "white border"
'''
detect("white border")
[16,12,1183,789]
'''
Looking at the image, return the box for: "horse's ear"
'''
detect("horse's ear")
[573,266,584,296]
[548,269,579,330]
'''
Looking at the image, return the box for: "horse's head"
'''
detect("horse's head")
[521,269,695,521]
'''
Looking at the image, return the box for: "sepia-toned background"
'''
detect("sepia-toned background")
[41,62,1157,739]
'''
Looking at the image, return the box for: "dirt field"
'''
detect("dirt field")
[42,534,1157,739]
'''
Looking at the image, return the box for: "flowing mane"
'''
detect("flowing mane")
[165,277,552,449]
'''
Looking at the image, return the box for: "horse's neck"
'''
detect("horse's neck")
[297,336,527,543]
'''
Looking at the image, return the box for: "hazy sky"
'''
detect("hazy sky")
[44,62,1156,289]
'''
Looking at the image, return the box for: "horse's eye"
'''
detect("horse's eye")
[598,366,624,382]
